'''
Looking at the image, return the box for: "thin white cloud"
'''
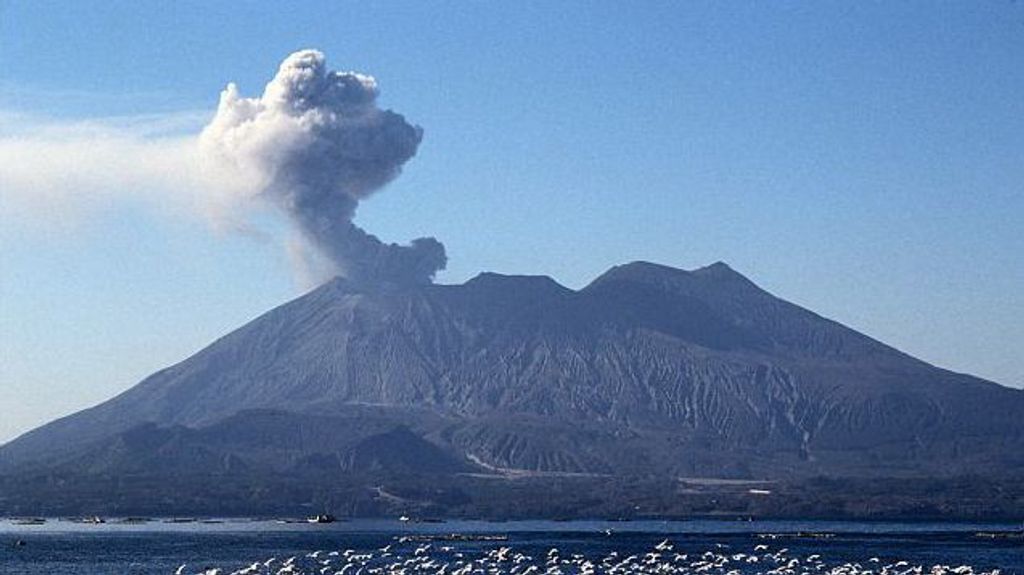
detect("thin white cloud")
[0,109,247,227]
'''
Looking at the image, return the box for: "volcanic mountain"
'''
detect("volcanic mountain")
[2,262,1022,517]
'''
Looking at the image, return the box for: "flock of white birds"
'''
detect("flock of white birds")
[174,537,1001,575]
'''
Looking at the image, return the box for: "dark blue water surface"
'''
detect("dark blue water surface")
[1,519,1021,574]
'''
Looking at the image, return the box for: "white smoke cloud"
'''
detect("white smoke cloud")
[199,49,446,285]
[0,111,207,221]
[1,49,445,285]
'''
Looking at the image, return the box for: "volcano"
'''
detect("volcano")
[2,261,1022,518]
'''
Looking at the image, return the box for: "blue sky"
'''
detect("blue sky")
[1,1,1022,443]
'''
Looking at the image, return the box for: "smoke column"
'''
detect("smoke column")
[199,49,446,285]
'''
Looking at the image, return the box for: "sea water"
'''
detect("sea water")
[1,519,1021,574]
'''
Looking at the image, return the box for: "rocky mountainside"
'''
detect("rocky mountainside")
[2,261,1022,517]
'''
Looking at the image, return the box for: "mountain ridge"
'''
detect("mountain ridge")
[2,261,1022,517]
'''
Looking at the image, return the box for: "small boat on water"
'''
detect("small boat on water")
[399,533,509,543]
[12,518,46,525]
[80,516,105,524]
[397,517,445,524]
[306,514,336,524]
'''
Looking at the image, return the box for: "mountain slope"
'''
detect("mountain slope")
[1,261,1022,516]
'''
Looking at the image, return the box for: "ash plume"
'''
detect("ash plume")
[199,49,445,285]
